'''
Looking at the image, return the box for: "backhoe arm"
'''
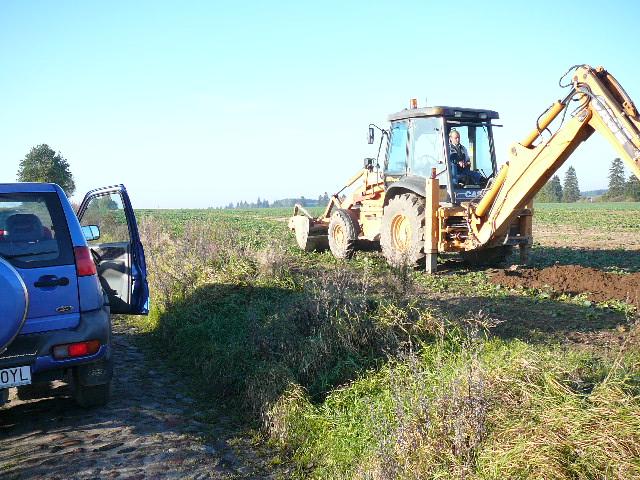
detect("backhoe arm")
[469,65,640,247]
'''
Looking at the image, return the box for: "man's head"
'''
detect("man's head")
[449,129,460,145]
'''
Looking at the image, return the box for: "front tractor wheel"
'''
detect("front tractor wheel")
[328,209,359,259]
[380,193,426,268]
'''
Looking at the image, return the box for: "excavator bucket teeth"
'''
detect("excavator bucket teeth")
[288,215,329,252]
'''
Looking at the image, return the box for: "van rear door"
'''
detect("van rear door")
[77,185,149,315]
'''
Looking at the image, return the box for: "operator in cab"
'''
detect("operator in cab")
[449,129,485,186]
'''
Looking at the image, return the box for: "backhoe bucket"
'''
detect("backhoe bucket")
[288,205,329,252]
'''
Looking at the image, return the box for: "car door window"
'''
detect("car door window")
[79,192,130,244]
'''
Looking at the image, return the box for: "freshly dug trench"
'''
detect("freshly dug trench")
[490,265,640,309]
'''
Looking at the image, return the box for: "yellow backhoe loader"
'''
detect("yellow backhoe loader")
[289,65,640,272]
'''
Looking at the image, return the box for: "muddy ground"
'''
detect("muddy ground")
[492,221,640,309]
[481,222,639,348]
[490,265,640,309]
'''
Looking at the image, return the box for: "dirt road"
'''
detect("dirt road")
[0,319,279,480]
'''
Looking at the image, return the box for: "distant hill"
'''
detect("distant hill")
[581,189,607,198]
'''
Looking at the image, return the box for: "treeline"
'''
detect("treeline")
[605,157,640,201]
[537,158,640,202]
[223,193,331,210]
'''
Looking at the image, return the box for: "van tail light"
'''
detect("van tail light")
[53,340,101,359]
[74,246,97,276]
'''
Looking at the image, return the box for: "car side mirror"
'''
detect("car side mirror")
[81,225,100,242]
[367,127,374,145]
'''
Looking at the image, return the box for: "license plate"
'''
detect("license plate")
[0,366,31,388]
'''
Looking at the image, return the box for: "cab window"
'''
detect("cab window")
[474,124,494,177]
[385,121,408,175]
[446,123,494,177]
[410,117,446,178]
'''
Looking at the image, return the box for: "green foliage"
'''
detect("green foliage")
[537,175,563,202]
[607,157,627,200]
[17,144,75,196]
[562,166,581,203]
[533,201,640,231]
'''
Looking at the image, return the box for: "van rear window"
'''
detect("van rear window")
[0,192,74,268]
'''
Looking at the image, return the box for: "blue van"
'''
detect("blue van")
[0,183,148,407]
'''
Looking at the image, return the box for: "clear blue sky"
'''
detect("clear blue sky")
[1,0,639,207]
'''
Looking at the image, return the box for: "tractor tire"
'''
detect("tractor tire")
[380,193,425,268]
[461,245,513,267]
[328,209,359,259]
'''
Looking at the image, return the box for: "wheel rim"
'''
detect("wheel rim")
[332,224,345,246]
[391,214,411,252]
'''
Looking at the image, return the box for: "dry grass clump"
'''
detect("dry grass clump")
[255,239,290,279]
[478,347,640,479]
[137,216,297,310]
[138,216,239,307]
[360,313,494,480]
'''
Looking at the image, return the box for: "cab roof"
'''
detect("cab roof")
[388,106,499,122]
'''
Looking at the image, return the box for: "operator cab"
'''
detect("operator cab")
[380,105,499,205]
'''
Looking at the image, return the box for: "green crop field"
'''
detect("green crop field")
[533,202,640,230]
[128,202,640,479]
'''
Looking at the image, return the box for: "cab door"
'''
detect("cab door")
[77,185,149,315]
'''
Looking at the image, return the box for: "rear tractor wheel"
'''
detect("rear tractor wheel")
[380,193,426,268]
[328,209,359,259]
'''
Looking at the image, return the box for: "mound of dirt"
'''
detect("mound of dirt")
[490,265,640,309]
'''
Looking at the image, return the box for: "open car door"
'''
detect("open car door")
[77,185,149,315]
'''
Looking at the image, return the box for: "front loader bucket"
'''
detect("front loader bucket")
[288,206,329,252]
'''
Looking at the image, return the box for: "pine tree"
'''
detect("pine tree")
[562,166,581,202]
[536,181,553,203]
[607,158,626,200]
[626,174,640,201]
[537,175,563,202]
[551,175,563,202]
